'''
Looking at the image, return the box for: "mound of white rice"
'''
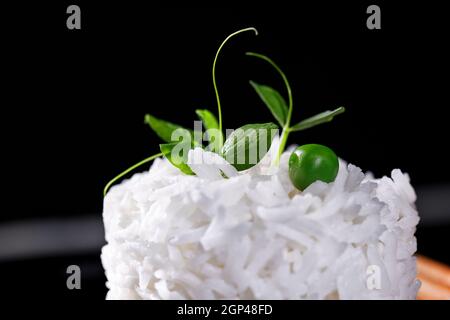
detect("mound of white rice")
[101,147,420,299]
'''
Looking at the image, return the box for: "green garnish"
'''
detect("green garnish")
[221,122,278,171]
[103,27,346,196]
[289,108,345,132]
[159,142,194,175]
[246,52,345,164]
[195,109,220,132]
[249,81,288,127]
[144,114,193,143]
[104,28,258,195]
[103,152,163,196]
[195,109,221,152]
[212,27,258,147]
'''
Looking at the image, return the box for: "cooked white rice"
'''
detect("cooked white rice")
[101,146,420,299]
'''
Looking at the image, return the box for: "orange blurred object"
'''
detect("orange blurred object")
[416,255,450,300]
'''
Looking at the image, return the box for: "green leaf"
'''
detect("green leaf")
[159,142,194,175]
[221,122,278,171]
[290,107,346,132]
[249,81,288,126]
[144,114,192,143]
[195,109,219,131]
[196,109,222,153]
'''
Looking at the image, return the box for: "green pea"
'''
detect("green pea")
[288,144,339,191]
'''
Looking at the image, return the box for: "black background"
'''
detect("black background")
[1,2,449,300]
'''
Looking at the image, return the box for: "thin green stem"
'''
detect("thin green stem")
[212,27,258,146]
[245,52,293,164]
[103,152,163,196]
[276,127,290,163]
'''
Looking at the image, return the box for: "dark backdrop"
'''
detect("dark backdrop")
[2,2,449,299]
